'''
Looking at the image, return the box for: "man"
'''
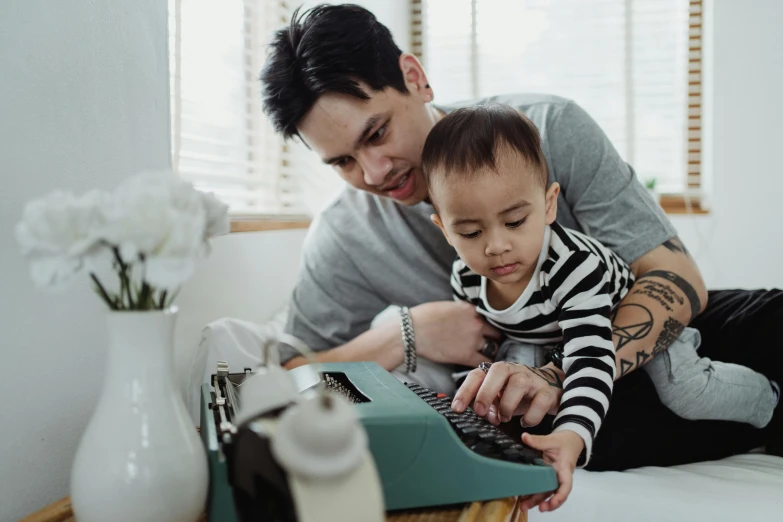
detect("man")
[259,4,783,473]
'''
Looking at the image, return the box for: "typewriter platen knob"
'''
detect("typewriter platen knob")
[233,364,299,425]
[271,391,367,479]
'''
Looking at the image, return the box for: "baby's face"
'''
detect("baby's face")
[431,149,558,288]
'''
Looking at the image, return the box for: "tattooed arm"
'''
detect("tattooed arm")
[611,237,708,379]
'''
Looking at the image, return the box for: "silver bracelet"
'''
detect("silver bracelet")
[399,306,417,373]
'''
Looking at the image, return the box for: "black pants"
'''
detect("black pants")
[512,289,783,471]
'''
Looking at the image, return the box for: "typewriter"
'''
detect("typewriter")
[201,361,558,521]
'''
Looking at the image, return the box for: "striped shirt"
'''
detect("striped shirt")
[451,222,635,465]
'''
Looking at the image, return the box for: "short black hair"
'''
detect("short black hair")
[260,4,409,139]
[421,104,549,194]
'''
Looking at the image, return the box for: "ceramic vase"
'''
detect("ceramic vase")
[70,308,207,522]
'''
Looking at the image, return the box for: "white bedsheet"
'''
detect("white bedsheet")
[529,453,783,522]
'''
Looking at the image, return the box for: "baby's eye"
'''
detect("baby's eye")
[506,218,526,229]
[334,157,353,168]
[369,125,387,143]
[459,231,482,239]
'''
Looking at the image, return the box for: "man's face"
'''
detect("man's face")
[297,85,440,205]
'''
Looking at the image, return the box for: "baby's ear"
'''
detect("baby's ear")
[430,214,453,245]
[544,182,560,225]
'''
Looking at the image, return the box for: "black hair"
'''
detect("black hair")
[421,103,549,193]
[260,4,408,139]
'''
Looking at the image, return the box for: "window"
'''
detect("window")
[168,0,329,217]
[413,0,704,210]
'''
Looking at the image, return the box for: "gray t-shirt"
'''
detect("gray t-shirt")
[281,93,677,362]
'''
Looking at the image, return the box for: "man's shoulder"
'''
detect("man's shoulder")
[316,186,395,229]
[302,187,400,258]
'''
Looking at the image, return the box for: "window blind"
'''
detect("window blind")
[169,0,311,216]
[415,0,702,198]
[686,0,703,199]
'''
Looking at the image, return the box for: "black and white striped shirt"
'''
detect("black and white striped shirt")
[451,222,635,464]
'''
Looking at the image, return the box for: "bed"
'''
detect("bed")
[530,452,783,521]
[192,314,783,522]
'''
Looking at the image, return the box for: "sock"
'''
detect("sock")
[767,380,782,457]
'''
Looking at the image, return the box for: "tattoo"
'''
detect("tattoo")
[636,350,650,367]
[618,349,653,378]
[662,237,690,256]
[631,279,684,312]
[527,366,564,389]
[637,270,701,320]
[611,304,654,351]
[652,317,685,356]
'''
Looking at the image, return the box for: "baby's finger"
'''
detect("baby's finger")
[517,491,551,512]
[539,466,573,512]
[521,432,557,452]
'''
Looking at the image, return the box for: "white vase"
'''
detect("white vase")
[71,308,208,522]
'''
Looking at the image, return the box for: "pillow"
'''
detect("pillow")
[187,306,288,421]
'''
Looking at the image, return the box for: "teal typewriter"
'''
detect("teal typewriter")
[201,361,558,521]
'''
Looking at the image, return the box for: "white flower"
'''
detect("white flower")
[15,190,111,288]
[102,170,229,289]
[16,169,230,305]
[200,191,230,238]
[104,173,200,258]
[103,171,204,288]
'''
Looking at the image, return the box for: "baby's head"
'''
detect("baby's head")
[422,103,560,286]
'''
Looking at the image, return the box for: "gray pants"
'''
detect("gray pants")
[499,330,778,429]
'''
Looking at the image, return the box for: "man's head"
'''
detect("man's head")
[260,4,440,205]
[422,104,560,287]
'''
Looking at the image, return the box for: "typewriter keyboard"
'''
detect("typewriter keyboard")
[405,382,547,466]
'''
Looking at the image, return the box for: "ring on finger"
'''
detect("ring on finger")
[478,361,493,373]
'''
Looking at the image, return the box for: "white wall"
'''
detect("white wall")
[0,1,171,520]
[173,229,307,398]
[670,0,783,289]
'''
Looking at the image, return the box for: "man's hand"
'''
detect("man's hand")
[451,362,565,427]
[410,301,502,367]
[284,300,501,371]
[517,431,584,513]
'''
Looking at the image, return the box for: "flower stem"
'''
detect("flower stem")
[165,289,180,309]
[112,247,135,309]
[138,282,152,310]
[90,273,118,310]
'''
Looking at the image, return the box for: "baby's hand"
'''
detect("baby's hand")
[517,431,584,513]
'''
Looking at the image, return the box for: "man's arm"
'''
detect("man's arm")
[284,300,498,370]
[610,237,708,378]
[280,216,392,369]
[543,101,707,378]
[283,316,404,369]
[283,215,497,371]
